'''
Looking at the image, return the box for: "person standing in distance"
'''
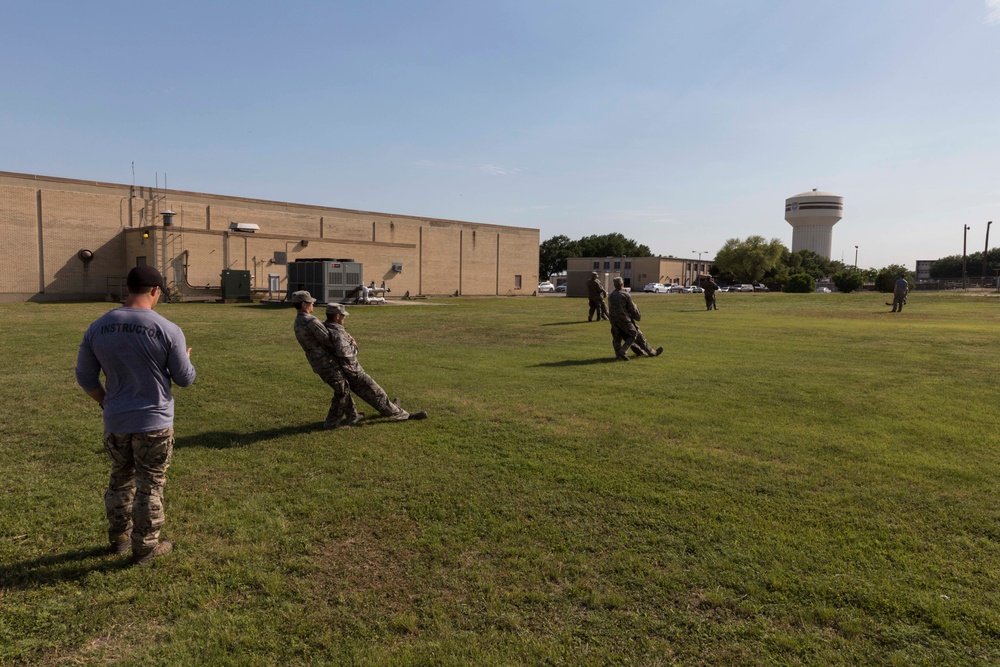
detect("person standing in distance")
[75,266,195,564]
[291,291,364,429]
[891,275,909,313]
[324,303,427,421]
[585,271,610,322]
[702,275,720,311]
[608,277,663,361]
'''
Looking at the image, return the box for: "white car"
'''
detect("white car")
[643,282,668,293]
[667,284,688,293]
[689,286,705,294]
[537,281,555,293]
[816,287,832,293]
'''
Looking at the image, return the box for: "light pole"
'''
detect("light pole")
[983,221,993,286]
[692,251,708,284]
[854,245,858,270]
[963,225,971,290]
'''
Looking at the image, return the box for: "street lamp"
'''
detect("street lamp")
[962,225,971,290]
[854,245,858,270]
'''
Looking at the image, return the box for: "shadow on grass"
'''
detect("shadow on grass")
[174,423,325,449]
[531,357,619,367]
[0,545,132,591]
[541,320,591,326]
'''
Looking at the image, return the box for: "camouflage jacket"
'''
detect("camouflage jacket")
[293,311,339,374]
[586,278,606,300]
[608,288,640,323]
[324,321,358,361]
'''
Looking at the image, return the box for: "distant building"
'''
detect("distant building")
[566,255,714,290]
[915,260,936,282]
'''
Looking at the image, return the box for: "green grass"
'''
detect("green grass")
[2,291,1000,666]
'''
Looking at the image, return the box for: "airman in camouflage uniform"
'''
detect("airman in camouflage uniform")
[324,303,427,421]
[586,272,610,322]
[702,276,720,311]
[291,291,363,429]
[608,277,663,361]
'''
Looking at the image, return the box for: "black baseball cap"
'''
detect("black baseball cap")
[127,265,164,290]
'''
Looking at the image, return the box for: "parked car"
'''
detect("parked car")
[555,283,567,292]
[689,286,705,294]
[816,286,832,293]
[730,284,755,292]
[643,282,668,293]
[667,284,688,293]
[537,281,555,293]
[753,284,770,292]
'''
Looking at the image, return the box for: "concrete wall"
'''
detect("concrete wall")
[0,171,539,301]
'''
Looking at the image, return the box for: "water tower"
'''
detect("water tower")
[784,189,843,259]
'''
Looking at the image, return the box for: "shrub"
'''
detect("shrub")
[832,271,864,293]
[783,273,815,293]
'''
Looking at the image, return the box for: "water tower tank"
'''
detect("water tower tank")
[784,189,843,259]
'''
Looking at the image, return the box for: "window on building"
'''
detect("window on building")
[514,275,522,289]
[614,261,621,270]
[604,261,610,269]
[625,261,631,269]
[593,261,600,270]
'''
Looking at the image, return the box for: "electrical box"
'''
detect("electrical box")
[221,270,251,301]
[286,259,363,304]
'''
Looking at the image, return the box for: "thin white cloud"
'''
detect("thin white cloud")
[987,0,1000,23]
[479,164,522,176]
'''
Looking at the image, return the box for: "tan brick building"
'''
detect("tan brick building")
[566,255,713,290]
[0,171,539,302]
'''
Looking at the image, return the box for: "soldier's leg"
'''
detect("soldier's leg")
[600,301,610,320]
[611,323,625,358]
[588,300,596,321]
[322,372,359,428]
[632,328,658,356]
[103,432,136,550]
[342,358,408,419]
[131,428,174,555]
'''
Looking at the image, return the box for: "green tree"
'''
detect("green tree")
[782,249,834,280]
[538,235,580,279]
[576,233,653,258]
[783,273,815,293]
[832,270,864,293]
[713,236,787,284]
[875,264,913,292]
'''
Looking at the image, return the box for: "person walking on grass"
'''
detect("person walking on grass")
[75,266,196,565]
[323,303,427,421]
[891,275,909,313]
[291,290,364,430]
[586,271,610,322]
[607,277,663,361]
[702,275,720,311]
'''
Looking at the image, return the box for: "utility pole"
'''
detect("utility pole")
[963,225,971,290]
[983,221,993,287]
[854,245,858,270]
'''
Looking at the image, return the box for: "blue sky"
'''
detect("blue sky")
[3,1,999,269]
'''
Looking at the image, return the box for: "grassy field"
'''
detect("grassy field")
[2,290,999,666]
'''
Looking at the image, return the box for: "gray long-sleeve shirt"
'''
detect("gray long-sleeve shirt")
[76,307,196,434]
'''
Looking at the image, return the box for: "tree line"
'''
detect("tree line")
[540,232,995,293]
[539,234,652,278]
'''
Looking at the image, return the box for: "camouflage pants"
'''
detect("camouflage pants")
[588,298,609,321]
[892,293,906,312]
[610,320,655,357]
[705,293,718,310]
[103,428,173,554]
[340,358,407,418]
[318,367,360,427]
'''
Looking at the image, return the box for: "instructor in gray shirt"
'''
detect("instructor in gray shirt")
[76,266,196,564]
